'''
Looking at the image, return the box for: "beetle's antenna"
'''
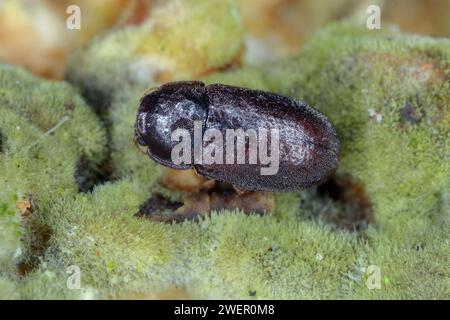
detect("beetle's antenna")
[139,86,158,102]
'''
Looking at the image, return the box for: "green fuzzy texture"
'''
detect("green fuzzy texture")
[286,22,450,237]
[1,20,449,299]
[350,226,449,299]
[206,22,450,235]
[0,64,106,161]
[0,64,107,282]
[286,23,450,299]
[0,199,21,278]
[11,178,360,299]
[66,0,244,110]
[0,276,19,300]
[204,22,450,298]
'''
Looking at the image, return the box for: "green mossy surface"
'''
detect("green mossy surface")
[1,19,449,299]
[203,21,450,298]
[66,0,244,110]
[287,22,450,238]
[0,276,19,299]
[0,63,107,281]
[16,178,361,299]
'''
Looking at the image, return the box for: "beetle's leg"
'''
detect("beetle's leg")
[232,185,252,196]
[192,166,201,177]
[189,167,217,191]
[136,192,210,223]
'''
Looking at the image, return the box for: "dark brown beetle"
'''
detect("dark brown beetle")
[134,81,339,192]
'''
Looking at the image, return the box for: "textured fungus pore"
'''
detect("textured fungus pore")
[74,155,114,193]
[0,130,5,153]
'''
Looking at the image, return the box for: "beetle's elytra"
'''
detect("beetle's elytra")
[134,81,339,192]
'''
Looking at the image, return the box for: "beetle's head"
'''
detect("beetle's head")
[134,82,207,169]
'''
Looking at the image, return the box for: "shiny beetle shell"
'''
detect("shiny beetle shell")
[134,81,339,192]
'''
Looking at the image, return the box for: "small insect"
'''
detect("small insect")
[134,81,339,192]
